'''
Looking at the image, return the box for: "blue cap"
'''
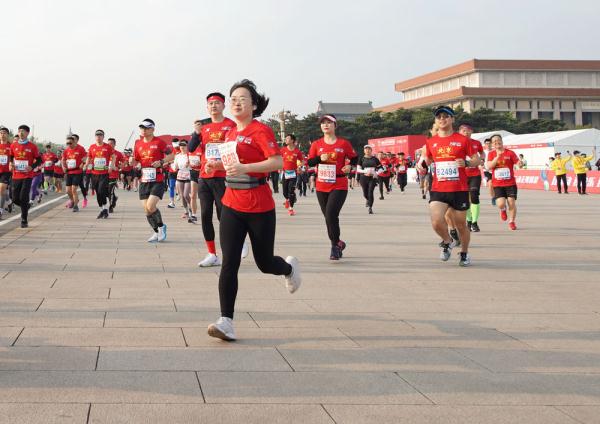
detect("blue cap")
[433,106,455,117]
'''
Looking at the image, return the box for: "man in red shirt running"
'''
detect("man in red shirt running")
[419,106,481,266]
[0,126,13,216]
[280,134,303,216]
[85,129,115,219]
[41,144,57,194]
[10,125,41,227]
[62,135,87,212]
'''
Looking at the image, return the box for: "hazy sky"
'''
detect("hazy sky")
[1,0,598,148]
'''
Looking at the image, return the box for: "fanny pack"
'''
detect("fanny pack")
[226,174,267,189]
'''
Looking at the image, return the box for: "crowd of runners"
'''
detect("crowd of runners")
[0,80,548,341]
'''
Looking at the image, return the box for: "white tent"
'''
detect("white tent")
[471,130,515,142]
[472,129,600,169]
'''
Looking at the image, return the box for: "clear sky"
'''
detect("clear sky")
[1,0,598,148]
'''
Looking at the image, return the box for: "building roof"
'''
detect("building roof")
[471,130,516,142]
[317,101,373,115]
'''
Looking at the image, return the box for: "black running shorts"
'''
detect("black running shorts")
[429,191,470,211]
[139,181,165,200]
[493,185,518,199]
[65,173,83,186]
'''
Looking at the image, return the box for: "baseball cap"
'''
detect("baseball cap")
[433,106,455,117]
[95,129,105,136]
[319,114,337,124]
[139,119,155,129]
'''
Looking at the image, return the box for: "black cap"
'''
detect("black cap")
[66,135,74,141]
[18,124,30,132]
[139,118,155,129]
[433,106,455,117]
[45,144,52,148]
[555,152,561,155]
[178,140,188,146]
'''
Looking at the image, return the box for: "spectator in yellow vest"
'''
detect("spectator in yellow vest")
[570,148,596,195]
[549,152,571,194]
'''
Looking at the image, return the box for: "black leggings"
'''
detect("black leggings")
[282,177,297,207]
[576,173,587,194]
[270,171,279,193]
[556,174,568,193]
[316,189,348,246]
[378,176,390,197]
[198,177,225,242]
[219,205,291,319]
[12,178,32,221]
[397,173,407,191]
[91,174,109,207]
[297,174,308,196]
[80,174,89,198]
[360,176,377,207]
[109,179,118,208]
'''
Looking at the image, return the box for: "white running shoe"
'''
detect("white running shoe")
[207,317,236,341]
[284,256,301,294]
[241,239,249,259]
[157,224,167,242]
[198,253,221,267]
[147,232,159,243]
[439,241,452,261]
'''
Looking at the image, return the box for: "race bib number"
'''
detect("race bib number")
[67,159,77,169]
[436,161,459,181]
[14,159,28,172]
[218,142,239,167]
[284,170,296,179]
[205,143,222,160]
[363,167,375,176]
[93,157,107,170]
[376,167,387,176]
[0,155,8,166]
[494,167,511,180]
[317,164,336,184]
[141,167,157,182]
[177,169,190,180]
[398,165,406,172]
[45,160,54,168]
[189,155,200,167]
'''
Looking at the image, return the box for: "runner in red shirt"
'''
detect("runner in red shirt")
[188,93,241,267]
[121,149,133,191]
[307,114,358,260]
[486,134,521,230]
[459,123,484,232]
[280,134,303,216]
[205,79,300,341]
[53,155,64,193]
[419,106,481,266]
[0,126,13,216]
[41,144,57,195]
[130,119,174,242]
[395,152,409,193]
[107,138,123,213]
[10,125,41,227]
[85,129,115,219]
[72,134,89,208]
[61,135,87,212]
[376,151,391,199]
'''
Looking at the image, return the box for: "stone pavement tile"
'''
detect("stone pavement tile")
[249,312,400,328]
[323,405,579,424]
[0,299,42,312]
[0,287,109,299]
[198,371,429,404]
[39,298,176,312]
[53,279,168,289]
[0,346,97,370]
[0,403,89,424]
[0,327,22,346]
[399,371,600,405]
[501,329,600,352]
[104,311,257,328]
[98,347,292,371]
[456,347,600,373]
[16,327,186,347]
[108,287,208,299]
[0,371,202,403]
[305,299,452,313]
[0,312,104,327]
[111,273,169,284]
[184,327,360,349]
[174,298,314,313]
[340,324,528,349]
[555,406,600,424]
[89,404,333,424]
[280,347,487,372]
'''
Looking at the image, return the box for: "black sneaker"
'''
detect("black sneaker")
[102,209,109,219]
[379,196,384,200]
[7,203,13,213]
[20,220,28,228]
[72,205,79,212]
[471,222,480,232]
[329,246,341,261]
[368,207,373,214]
[422,194,426,199]
[97,211,104,219]
[109,206,114,213]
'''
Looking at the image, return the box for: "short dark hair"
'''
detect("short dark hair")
[287,134,297,141]
[18,124,30,132]
[230,79,269,118]
[206,92,226,102]
[108,138,116,143]
[72,134,79,141]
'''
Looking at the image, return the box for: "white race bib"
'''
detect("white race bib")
[189,155,201,167]
[141,167,157,182]
[284,170,296,179]
[436,161,459,181]
[93,157,107,170]
[67,159,77,170]
[494,167,511,180]
[14,159,28,172]
[317,164,336,184]
[218,142,239,166]
[398,165,406,172]
[177,169,190,180]
[363,167,375,176]
[205,143,222,160]
[44,160,54,168]
[0,155,8,166]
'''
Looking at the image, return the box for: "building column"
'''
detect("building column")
[531,100,539,119]
[553,101,560,120]
[575,101,583,126]
[509,100,517,118]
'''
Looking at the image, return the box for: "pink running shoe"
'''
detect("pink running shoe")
[82,198,88,208]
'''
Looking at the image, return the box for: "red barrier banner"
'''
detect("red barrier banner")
[514,169,600,194]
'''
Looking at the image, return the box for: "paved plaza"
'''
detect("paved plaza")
[0,185,599,423]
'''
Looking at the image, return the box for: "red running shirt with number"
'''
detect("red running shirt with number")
[88,143,114,175]
[109,150,124,179]
[62,144,87,175]
[10,142,40,180]
[308,138,357,193]
[0,144,12,173]
[280,147,304,171]
[425,132,476,192]
[465,138,484,177]
[487,149,519,187]
[200,118,236,179]
[133,137,169,183]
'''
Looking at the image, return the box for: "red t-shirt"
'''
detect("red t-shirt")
[378,158,391,177]
[280,147,304,171]
[308,138,357,193]
[42,152,58,172]
[121,154,132,172]
[109,150,124,179]
[53,160,64,176]
[134,137,170,183]
[199,117,236,179]
[10,141,40,180]
[426,132,476,193]
[0,144,12,173]
[488,149,519,187]
[465,138,484,177]
[221,120,280,213]
[88,143,114,175]
[62,144,87,174]
[396,158,409,174]
[188,149,202,172]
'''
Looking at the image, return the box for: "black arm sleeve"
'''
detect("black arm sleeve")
[32,156,42,168]
[188,131,201,153]
[349,156,358,166]
[307,156,321,167]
